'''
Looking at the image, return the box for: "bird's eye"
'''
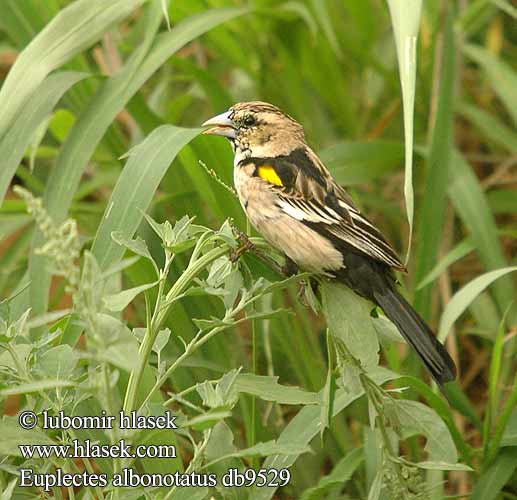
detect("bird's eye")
[243,115,256,127]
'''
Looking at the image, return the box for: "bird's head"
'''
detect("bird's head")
[202,101,305,159]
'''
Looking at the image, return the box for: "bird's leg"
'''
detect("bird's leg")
[230,226,288,276]
[281,256,298,277]
[280,256,313,305]
[229,226,255,262]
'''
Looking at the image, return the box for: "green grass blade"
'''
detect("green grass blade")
[438,266,517,342]
[448,151,514,312]
[91,126,201,270]
[386,0,423,265]
[486,372,517,465]
[469,448,517,500]
[483,307,511,452]
[0,71,87,204]
[0,0,147,141]
[463,44,517,127]
[309,0,342,58]
[417,237,475,290]
[413,7,455,318]
[29,6,247,317]
[458,102,517,153]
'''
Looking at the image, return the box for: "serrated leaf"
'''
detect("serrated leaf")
[396,400,457,463]
[233,373,318,405]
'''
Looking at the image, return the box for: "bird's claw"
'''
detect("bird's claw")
[230,227,254,263]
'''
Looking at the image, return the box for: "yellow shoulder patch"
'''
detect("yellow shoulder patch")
[257,165,283,186]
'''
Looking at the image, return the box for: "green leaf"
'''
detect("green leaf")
[33,344,78,378]
[103,281,158,312]
[196,369,241,409]
[489,0,517,18]
[387,0,423,263]
[367,469,383,500]
[0,379,75,396]
[395,400,458,463]
[486,372,517,464]
[0,71,86,204]
[300,448,364,500]
[248,368,397,500]
[111,232,155,263]
[322,281,379,370]
[484,306,511,447]
[470,448,517,500]
[417,237,475,289]
[205,440,311,467]
[183,410,232,431]
[438,266,517,342]
[397,376,472,460]
[463,44,517,127]
[0,0,146,141]
[232,373,319,405]
[413,7,454,317]
[91,126,200,270]
[458,103,517,153]
[320,329,336,438]
[500,410,517,447]
[413,461,472,471]
[1,478,17,500]
[0,417,57,456]
[205,421,237,461]
[309,0,342,57]
[93,314,140,371]
[30,6,248,317]
[152,328,171,355]
[448,151,514,313]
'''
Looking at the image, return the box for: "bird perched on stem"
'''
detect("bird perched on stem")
[202,101,456,386]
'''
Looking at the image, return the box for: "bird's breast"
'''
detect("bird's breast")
[233,164,343,273]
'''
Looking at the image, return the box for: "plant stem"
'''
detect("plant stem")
[123,245,229,414]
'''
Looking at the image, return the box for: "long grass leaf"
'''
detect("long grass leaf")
[438,266,517,342]
[413,7,454,318]
[91,126,200,270]
[463,44,517,127]
[0,0,146,141]
[458,103,517,153]
[386,0,423,264]
[29,6,247,317]
[0,71,87,204]
[469,448,517,500]
[417,237,475,290]
[448,151,513,312]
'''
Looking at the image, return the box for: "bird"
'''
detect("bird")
[202,101,456,386]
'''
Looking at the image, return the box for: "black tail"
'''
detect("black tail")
[373,286,456,385]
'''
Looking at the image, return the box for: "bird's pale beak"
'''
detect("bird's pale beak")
[202,111,237,139]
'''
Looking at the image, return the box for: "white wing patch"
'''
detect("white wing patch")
[278,198,343,225]
[278,200,306,220]
[278,196,403,269]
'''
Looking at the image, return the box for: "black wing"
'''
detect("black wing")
[248,147,405,270]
